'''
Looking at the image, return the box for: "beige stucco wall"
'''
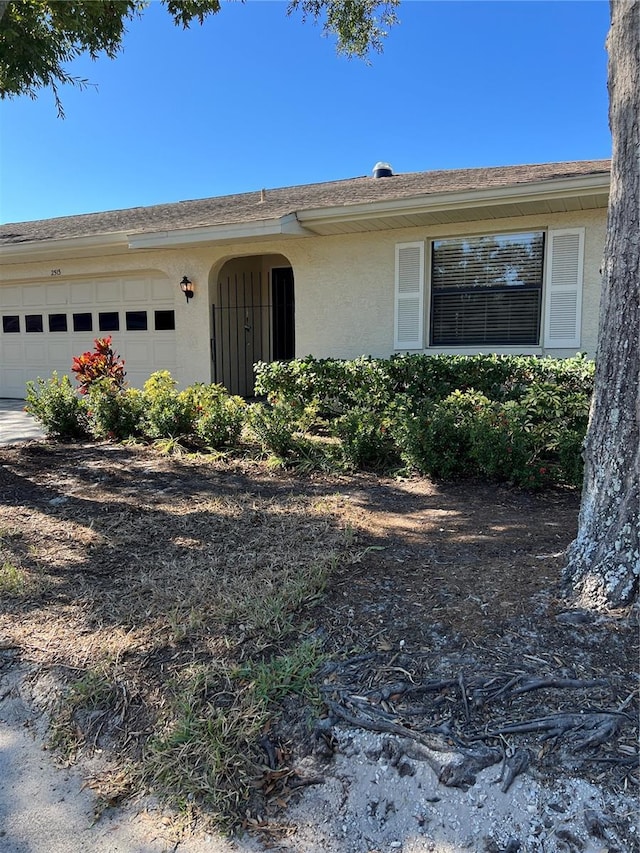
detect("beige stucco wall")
[291,209,606,361]
[0,207,606,393]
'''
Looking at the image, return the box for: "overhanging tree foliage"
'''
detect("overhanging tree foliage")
[0,0,399,116]
[563,0,639,608]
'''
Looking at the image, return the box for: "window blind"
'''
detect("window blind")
[430,232,544,346]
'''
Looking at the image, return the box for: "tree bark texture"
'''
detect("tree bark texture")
[564,0,640,607]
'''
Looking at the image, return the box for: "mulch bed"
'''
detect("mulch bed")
[1,440,638,811]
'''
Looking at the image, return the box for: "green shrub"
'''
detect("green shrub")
[392,390,491,479]
[255,353,595,418]
[556,429,586,487]
[141,372,196,439]
[469,401,540,487]
[246,401,300,458]
[255,354,593,487]
[333,407,398,470]
[468,383,589,488]
[514,382,589,486]
[187,384,246,450]
[86,381,144,440]
[255,356,394,418]
[25,373,88,439]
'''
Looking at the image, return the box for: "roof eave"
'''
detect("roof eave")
[296,174,611,230]
[0,232,129,263]
[127,212,310,249]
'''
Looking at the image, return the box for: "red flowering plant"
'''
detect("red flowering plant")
[71,337,126,395]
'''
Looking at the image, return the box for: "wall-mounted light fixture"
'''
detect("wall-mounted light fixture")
[179,276,194,302]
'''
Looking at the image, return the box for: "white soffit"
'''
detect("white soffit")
[296,175,610,234]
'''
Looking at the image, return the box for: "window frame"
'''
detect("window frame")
[25,314,44,333]
[427,229,547,349]
[2,315,20,333]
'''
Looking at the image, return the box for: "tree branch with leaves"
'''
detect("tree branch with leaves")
[0,0,399,116]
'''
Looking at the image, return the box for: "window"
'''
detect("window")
[394,229,584,353]
[154,310,175,331]
[25,314,44,333]
[48,314,68,332]
[2,315,20,333]
[430,232,544,346]
[73,313,93,332]
[126,310,147,331]
[99,312,119,332]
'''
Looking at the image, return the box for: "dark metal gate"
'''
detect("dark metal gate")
[212,267,294,397]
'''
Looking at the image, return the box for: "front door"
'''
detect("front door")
[212,264,295,397]
[271,267,295,361]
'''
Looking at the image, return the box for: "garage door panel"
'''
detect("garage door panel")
[71,282,94,304]
[97,280,121,303]
[152,278,173,300]
[24,340,47,361]
[126,370,151,388]
[47,340,71,363]
[153,340,177,364]
[22,286,46,306]
[0,287,21,307]
[123,279,147,302]
[74,334,97,351]
[2,340,22,363]
[46,284,69,305]
[124,340,152,363]
[0,368,26,397]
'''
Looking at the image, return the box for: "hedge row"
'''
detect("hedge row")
[254,353,594,415]
[25,353,594,489]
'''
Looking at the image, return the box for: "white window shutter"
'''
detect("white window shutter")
[394,241,424,350]
[544,228,585,348]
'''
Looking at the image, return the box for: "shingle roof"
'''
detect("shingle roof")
[0,159,610,246]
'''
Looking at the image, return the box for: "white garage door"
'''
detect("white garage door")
[0,274,177,398]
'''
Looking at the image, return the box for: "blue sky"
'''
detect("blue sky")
[0,0,611,224]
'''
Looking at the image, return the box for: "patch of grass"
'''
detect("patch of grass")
[102,493,347,647]
[0,526,23,542]
[142,640,325,827]
[0,560,26,595]
[227,559,334,640]
[0,447,353,831]
[141,662,266,827]
[49,665,119,760]
[241,639,325,706]
[151,436,190,456]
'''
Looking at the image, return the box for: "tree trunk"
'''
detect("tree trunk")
[563,0,639,608]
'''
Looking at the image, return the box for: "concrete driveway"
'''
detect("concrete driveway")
[0,399,46,445]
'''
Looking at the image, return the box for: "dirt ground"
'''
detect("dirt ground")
[0,440,638,852]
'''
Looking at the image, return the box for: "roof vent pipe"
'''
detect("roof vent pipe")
[372,161,393,178]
